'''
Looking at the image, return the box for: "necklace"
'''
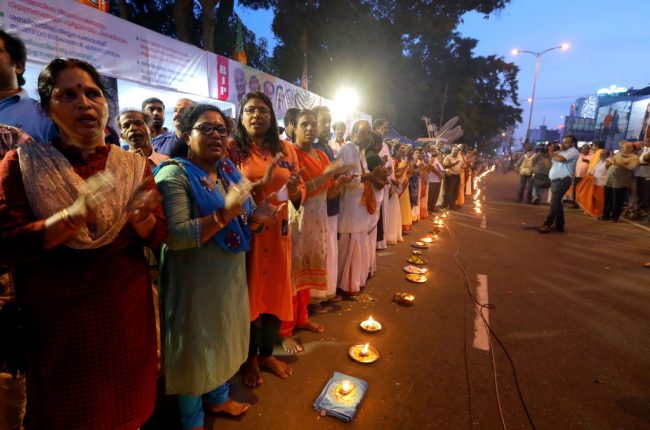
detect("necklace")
[199,174,226,195]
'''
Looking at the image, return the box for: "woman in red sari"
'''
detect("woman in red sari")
[0,58,166,429]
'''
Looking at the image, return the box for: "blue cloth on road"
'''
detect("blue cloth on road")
[313,372,367,423]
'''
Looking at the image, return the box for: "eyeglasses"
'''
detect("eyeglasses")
[243,106,271,115]
[193,123,228,136]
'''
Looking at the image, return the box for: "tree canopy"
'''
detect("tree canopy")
[111,0,522,149]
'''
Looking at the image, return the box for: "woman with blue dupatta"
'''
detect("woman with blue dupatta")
[154,104,278,430]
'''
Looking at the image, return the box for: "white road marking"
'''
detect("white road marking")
[454,221,509,238]
[473,274,490,351]
[377,251,395,256]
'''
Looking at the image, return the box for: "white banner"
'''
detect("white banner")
[208,53,323,118]
[207,54,371,126]
[2,0,370,125]
[1,0,208,95]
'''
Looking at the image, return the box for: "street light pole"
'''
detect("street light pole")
[512,43,569,144]
[526,55,541,144]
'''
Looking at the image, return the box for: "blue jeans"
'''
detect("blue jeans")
[544,177,572,230]
[177,383,229,429]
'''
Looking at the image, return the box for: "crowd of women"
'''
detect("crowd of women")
[0,54,485,429]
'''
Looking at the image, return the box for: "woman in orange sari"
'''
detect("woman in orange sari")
[279,110,349,353]
[576,149,609,217]
[226,92,306,387]
[393,144,412,231]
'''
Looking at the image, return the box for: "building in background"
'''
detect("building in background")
[528,125,561,144]
[564,86,650,149]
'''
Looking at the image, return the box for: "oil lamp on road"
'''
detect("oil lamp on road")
[360,316,382,332]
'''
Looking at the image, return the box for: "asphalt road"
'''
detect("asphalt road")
[146,171,650,430]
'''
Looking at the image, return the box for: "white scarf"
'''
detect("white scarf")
[17,141,146,249]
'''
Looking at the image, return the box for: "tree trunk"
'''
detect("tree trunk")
[174,0,195,43]
[199,0,219,52]
[118,0,130,19]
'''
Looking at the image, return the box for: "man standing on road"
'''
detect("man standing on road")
[337,120,372,296]
[539,135,580,233]
[515,144,536,203]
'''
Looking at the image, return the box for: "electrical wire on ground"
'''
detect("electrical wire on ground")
[445,178,538,430]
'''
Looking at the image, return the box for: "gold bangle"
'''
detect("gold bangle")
[212,210,225,229]
[59,208,77,230]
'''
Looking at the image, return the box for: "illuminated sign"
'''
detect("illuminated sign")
[597,85,627,95]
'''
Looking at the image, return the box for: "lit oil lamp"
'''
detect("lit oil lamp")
[359,343,369,357]
[412,241,429,249]
[360,316,382,332]
[349,343,380,363]
[441,212,448,218]
[420,236,434,243]
[393,292,415,306]
[335,380,355,397]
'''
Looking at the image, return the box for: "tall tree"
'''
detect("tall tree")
[238,0,521,149]
[109,0,271,68]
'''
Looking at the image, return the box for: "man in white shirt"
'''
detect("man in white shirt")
[337,120,372,295]
[281,108,299,142]
[329,121,347,156]
[539,135,580,233]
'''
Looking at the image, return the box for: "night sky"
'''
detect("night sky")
[236,0,650,141]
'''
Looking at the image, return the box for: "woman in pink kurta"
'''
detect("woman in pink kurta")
[0,59,165,430]
[226,92,305,388]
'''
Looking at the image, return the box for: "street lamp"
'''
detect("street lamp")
[512,43,570,143]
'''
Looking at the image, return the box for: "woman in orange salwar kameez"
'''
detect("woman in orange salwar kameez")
[227,92,306,388]
[278,110,348,354]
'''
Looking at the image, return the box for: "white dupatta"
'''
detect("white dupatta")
[17,141,147,249]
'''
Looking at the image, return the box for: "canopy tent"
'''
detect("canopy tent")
[384,128,417,145]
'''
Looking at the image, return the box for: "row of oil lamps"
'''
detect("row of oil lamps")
[336,214,447,398]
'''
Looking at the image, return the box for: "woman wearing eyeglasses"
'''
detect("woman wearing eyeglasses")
[227,92,306,388]
[154,104,279,430]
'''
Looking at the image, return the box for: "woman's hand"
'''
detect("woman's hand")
[43,172,117,248]
[254,153,283,191]
[252,192,286,224]
[287,168,304,200]
[127,176,161,225]
[222,180,254,221]
[323,160,354,178]
[69,171,117,226]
